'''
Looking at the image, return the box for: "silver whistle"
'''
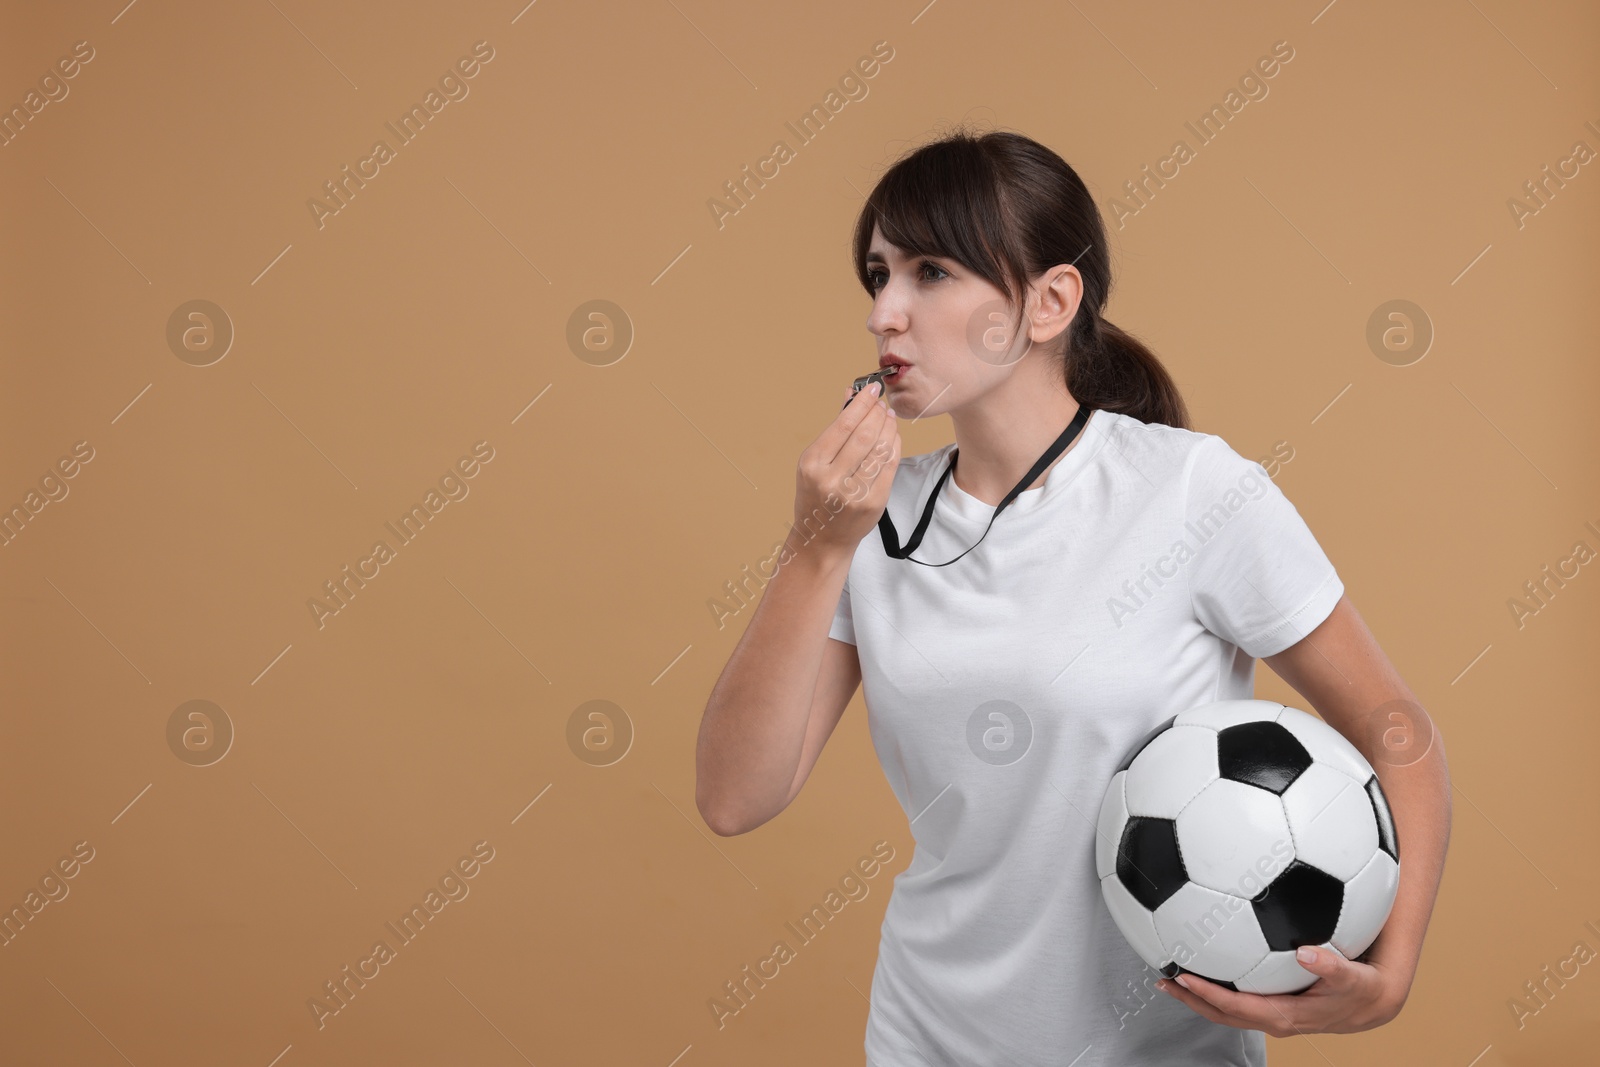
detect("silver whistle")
[844,368,893,410]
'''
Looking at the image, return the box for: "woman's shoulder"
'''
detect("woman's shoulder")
[1099,408,1208,446]
[1088,408,1221,480]
[1106,413,1286,506]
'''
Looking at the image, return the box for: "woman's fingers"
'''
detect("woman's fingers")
[827,384,890,469]
[845,413,900,505]
[792,383,901,554]
[845,401,893,479]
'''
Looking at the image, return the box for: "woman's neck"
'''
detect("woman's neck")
[948,374,1085,507]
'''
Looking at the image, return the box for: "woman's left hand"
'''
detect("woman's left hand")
[1157,946,1408,1036]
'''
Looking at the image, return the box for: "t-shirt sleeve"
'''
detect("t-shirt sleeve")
[828,577,857,645]
[1183,434,1344,659]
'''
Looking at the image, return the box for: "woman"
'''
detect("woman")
[695,128,1450,1066]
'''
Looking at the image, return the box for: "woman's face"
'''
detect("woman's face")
[863,225,1042,419]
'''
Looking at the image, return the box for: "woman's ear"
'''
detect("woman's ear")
[1028,266,1083,344]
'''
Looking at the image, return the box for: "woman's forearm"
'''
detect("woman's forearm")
[1261,599,1454,1011]
[1362,728,1452,1000]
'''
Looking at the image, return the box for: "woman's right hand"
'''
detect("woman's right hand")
[790,382,902,557]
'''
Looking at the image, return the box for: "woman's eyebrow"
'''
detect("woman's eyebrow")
[866,248,926,265]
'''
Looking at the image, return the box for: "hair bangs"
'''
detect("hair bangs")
[852,140,1023,305]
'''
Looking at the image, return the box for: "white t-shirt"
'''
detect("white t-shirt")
[827,408,1344,1067]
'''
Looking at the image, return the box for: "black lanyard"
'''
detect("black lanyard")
[876,405,1093,567]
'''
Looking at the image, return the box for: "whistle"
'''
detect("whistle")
[843,368,893,410]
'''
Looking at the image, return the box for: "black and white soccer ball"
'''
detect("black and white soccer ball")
[1096,699,1400,994]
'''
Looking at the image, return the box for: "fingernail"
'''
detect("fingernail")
[869,381,881,396]
[1175,975,1191,990]
[1296,946,1317,964]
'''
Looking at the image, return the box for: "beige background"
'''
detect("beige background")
[2,0,1597,1064]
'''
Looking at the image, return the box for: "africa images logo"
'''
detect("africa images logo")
[307,41,497,230]
[306,441,495,630]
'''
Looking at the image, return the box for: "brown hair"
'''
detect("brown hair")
[852,125,1190,430]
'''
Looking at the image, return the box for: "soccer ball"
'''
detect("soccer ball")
[1096,699,1400,994]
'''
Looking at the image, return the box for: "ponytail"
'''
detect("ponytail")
[1067,314,1191,430]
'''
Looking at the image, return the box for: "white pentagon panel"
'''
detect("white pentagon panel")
[1274,706,1376,784]
[1282,763,1379,881]
[1235,942,1344,995]
[1123,725,1219,818]
[1096,771,1130,881]
[1152,882,1269,982]
[1175,779,1294,896]
[1101,873,1168,971]
[1175,699,1282,732]
[1331,851,1400,959]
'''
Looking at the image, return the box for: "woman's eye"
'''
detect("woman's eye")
[867,262,947,291]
